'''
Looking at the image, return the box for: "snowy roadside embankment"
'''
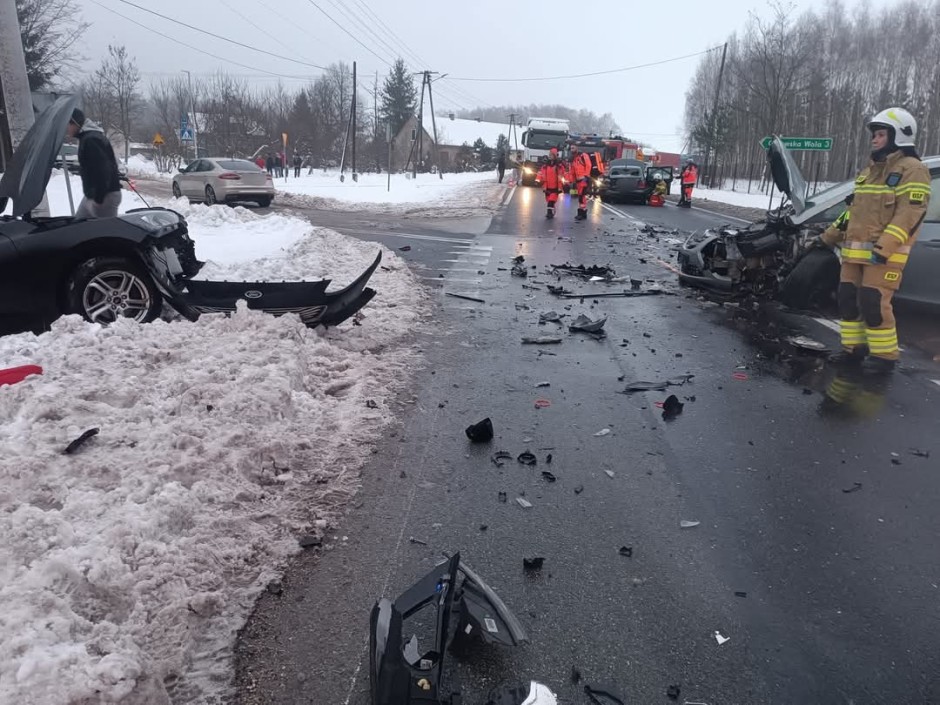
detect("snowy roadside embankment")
[275,169,506,218]
[0,203,427,703]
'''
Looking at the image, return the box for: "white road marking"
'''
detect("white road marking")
[505,185,517,206]
[423,277,483,284]
[340,229,474,245]
[813,317,842,334]
[666,201,751,224]
[932,380,940,389]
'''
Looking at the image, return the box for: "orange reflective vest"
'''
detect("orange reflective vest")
[591,152,606,176]
[538,160,566,190]
[681,165,698,185]
[569,152,593,181]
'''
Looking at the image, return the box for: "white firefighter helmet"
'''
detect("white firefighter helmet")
[868,107,917,148]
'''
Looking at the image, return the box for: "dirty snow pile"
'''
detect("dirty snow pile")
[276,169,506,217]
[122,154,167,180]
[0,205,426,703]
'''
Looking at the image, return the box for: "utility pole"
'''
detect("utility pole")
[351,61,357,181]
[426,72,443,179]
[702,42,727,188]
[374,70,379,172]
[413,71,426,178]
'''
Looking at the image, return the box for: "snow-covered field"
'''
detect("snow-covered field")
[275,169,506,217]
[0,176,427,702]
[690,178,840,211]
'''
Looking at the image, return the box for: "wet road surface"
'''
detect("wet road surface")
[223,184,940,704]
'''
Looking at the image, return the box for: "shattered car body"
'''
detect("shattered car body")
[678,136,940,308]
[370,553,554,705]
[0,95,379,336]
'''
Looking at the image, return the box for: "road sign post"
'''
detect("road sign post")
[761,136,833,151]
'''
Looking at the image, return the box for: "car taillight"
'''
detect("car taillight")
[265,173,273,181]
[637,180,646,189]
[218,172,241,180]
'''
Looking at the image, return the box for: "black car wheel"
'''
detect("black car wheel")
[172,182,182,198]
[66,256,163,325]
[205,185,218,205]
[256,196,272,208]
[780,248,841,309]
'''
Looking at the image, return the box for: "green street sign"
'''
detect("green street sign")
[760,136,833,151]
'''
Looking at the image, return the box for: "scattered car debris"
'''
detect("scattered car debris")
[446,292,485,303]
[534,399,552,409]
[595,428,611,437]
[547,284,573,296]
[516,497,533,509]
[539,311,564,324]
[680,520,700,529]
[398,245,411,252]
[732,372,749,381]
[409,536,428,546]
[522,284,541,290]
[787,335,829,353]
[551,263,616,280]
[298,534,322,548]
[535,381,551,388]
[891,458,902,466]
[842,482,863,493]
[667,684,681,700]
[465,417,494,443]
[479,524,488,531]
[511,256,528,277]
[369,553,530,705]
[619,545,633,558]
[546,453,553,464]
[517,451,537,466]
[569,314,608,334]
[498,491,507,503]
[574,485,584,494]
[584,685,626,705]
[523,557,545,571]
[714,631,730,645]
[604,470,615,478]
[522,336,563,345]
[64,428,99,455]
[621,375,695,393]
[0,364,43,387]
[366,399,379,409]
[734,591,748,598]
[910,448,931,458]
[662,394,684,421]
[512,255,525,264]
[492,450,513,467]
[554,290,663,299]
[541,471,557,482]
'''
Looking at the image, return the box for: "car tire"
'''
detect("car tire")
[256,197,272,208]
[780,248,841,309]
[205,185,218,205]
[172,182,182,198]
[66,256,163,325]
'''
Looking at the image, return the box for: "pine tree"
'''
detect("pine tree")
[16,0,88,90]
[380,58,417,136]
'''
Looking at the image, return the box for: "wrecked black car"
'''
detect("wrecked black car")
[678,136,940,308]
[0,95,378,336]
[370,552,557,705]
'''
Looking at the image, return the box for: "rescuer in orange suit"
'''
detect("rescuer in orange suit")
[536,148,567,219]
[678,160,698,207]
[568,144,594,220]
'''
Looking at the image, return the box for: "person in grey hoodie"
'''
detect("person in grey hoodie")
[65,108,122,218]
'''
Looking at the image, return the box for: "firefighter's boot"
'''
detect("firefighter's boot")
[862,356,897,375]
[575,208,587,221]
[829,347,867,367]
[546,206,554,219]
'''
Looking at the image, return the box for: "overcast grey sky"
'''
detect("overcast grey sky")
[75,0,898,153]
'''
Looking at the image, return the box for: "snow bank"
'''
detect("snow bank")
[275,169,506,217]
[0,204,426,702]
[123,154,169,181]
[1,172,151,218]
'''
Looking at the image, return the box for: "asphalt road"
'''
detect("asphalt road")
[225,185,940,705]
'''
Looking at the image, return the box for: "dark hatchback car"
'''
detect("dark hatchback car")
[600,159,673,204]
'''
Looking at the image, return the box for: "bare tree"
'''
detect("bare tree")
[89,45,141,162]
[15,0,89,90]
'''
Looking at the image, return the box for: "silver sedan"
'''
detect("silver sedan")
[172,158,275,207]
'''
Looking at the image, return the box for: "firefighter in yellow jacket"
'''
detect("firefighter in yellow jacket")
[820,107,930,373]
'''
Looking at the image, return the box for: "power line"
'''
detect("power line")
[305,0,392,68]
[110,0,329,70]
[324,0,401,66]
[89,1,318,80]
[448,47,721,82]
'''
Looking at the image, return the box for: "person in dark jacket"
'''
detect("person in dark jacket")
[293,153,302,178]
[65,108,122,218]
[265,153,275,174]
[496,151,507,183]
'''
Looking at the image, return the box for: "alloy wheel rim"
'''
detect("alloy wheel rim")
[82,270,152,323]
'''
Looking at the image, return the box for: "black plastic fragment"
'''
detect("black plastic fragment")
[618,546,633,558]
[667,683,681,700]
[64,428,99,455]
[466,417,494,443]
[522,557,544,571]
[541,471,556,482]
[517,451,537,466]
[662,394,684,420]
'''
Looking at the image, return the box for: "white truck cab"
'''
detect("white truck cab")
[520,117,570,186]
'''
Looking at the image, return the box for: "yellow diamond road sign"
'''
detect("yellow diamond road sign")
[153,133,165,146]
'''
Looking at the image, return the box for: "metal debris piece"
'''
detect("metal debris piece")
[619,545,633,558]
[842,482,863,493]
[516,497,533,509]
[620,375,694,393]
[714,631,730,645]
[446,292,485,303]
[734,591,748,598]
[547,284,573,296]
[604,470,615,478]
[517,451,537,466]
[541,471,557,482]
[680,520,700,529]
[910,448,930,458]
[535,381,551,388]
[409,536,428,546]
[569,314,608,334]
[662,394,684,421]
[398,245,411,252]
[787,335,829,352]
[594,428,611,437]
[522,336,563,345]
[539,311,564,324]
[64,428,99,455]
